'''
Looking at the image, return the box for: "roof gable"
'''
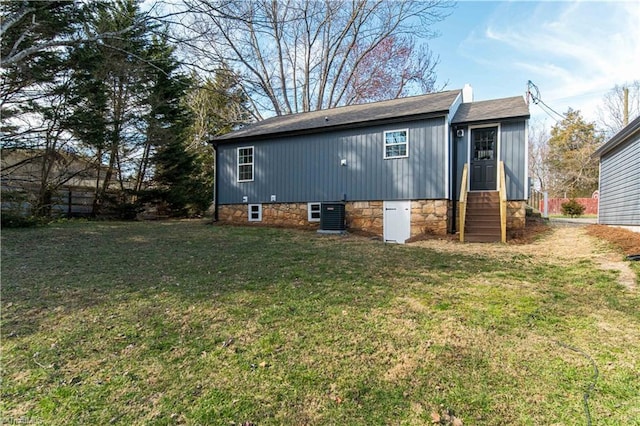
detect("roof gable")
[452,96,530,124]
[215,90,461,142]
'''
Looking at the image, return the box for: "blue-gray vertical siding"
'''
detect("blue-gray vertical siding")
[451,120,527,201]
[598,137,640,225]
[217,118,447,204]
[499,121,527,200]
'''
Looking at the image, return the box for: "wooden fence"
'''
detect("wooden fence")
[541,198,598,215]
[1,185,96,218]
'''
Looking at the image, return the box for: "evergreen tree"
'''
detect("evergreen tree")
[144,35,211,216]
[547,109,602,198]
[65,0,153,214]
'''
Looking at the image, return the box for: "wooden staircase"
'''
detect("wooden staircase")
[464,191,501,242]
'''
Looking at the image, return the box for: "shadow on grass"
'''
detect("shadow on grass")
[2,221,507,340]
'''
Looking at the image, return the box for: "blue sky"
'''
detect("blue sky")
[428,1,640,124]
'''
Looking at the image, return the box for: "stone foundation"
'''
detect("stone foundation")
[218,203,316,229]
[507,200,527,237]
[411,200,449,236]
[218,199,525,239]
[218,200,450,237]
[346,201,383,235]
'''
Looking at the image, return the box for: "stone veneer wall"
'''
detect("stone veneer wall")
[218,203,316,229]
[218,199,451,237]
[507,200,527,237]
[345,201,383,235]
[410,200,449,236]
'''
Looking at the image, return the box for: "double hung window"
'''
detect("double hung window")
[384,130,408,159]
[238,147,254,182]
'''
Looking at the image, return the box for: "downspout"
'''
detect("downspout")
[451,128,457,234]
[211,141,219,222]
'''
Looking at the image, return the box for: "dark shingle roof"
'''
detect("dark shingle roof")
[214,90,461,142]
[452,96,529,124]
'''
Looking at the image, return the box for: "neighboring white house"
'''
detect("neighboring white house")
[592,116,640,231]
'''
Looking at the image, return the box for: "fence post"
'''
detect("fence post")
[543,192,548,218]
[68,188,72,218]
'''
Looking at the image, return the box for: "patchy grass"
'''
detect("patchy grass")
[2,221,640,425]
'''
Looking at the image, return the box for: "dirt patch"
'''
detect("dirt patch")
[585,225,640,256]
[410,222,637,290]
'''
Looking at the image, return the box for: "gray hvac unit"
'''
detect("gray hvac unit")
[319,202,346,232]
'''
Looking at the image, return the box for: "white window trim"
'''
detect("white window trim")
[307,202,321,222]
[383,129,409,159]
[467,124,501,191]
[237,146,254,182]
[248,204,262,222]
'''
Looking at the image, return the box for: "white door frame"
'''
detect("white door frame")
[467,123,501,191]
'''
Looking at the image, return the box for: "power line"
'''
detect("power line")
[527,80,566,121]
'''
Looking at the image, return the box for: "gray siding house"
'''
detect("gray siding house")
[593,116,640,229]
[213,87,530,242]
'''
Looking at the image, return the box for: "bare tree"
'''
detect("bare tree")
[528,119,550,192]
[597,81,640,137]
[179,0,453,118]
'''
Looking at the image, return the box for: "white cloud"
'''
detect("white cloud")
[473,1,640,121]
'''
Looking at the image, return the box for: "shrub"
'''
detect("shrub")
[0,212,44,228]
[0,190,44,228]
[561,199,586,217]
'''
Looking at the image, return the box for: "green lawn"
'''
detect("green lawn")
[2,221,639,425]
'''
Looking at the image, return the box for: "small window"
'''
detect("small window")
[238,146,254,182]
[308,202,321,222]
[472,128,496,160]
[248,204,262,221]
[384,129,408,159]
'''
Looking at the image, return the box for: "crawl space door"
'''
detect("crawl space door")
[383,201,411,244]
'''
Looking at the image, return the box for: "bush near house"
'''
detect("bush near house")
[561,198,586,217]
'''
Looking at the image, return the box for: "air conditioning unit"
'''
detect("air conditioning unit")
[318,202,346,233]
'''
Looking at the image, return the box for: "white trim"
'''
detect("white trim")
[467,124,501,191]
[524,120,529,200]
[307,202,321,222]
[448,92,463,124]
[248,203,262,221]
[597,161,602,224]
[383,129,409,159]
[444,116,450,199]
[237,146,254,182]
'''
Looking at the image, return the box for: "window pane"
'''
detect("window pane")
[239,148,253,164]
[473,129,496,160]
[239,164,253,181]
[238,147,254,181]
[384,130,408,158]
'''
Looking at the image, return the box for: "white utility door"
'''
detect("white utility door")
[383,201,411,244]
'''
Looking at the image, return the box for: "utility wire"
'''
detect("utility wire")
[527,80,566,121]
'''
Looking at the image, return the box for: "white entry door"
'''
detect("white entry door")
[383,201,411,244]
